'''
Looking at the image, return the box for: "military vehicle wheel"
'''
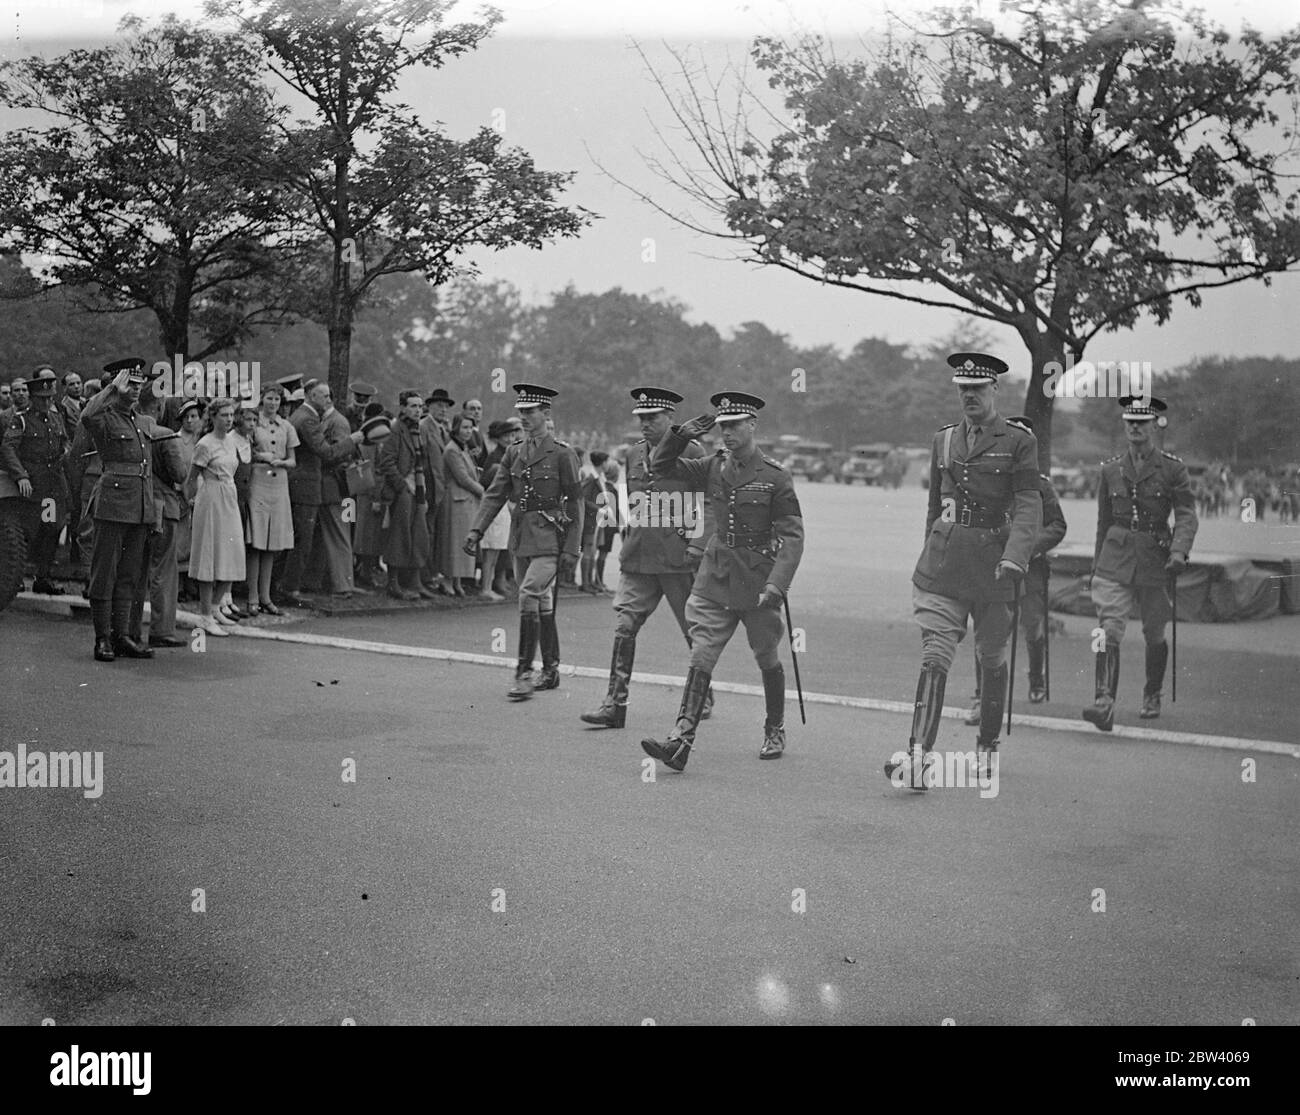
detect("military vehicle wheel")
[0,504,29,613]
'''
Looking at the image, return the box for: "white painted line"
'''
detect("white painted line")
[225,624,1300,759]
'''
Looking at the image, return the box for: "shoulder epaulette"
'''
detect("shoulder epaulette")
[1161,451,1182,462]
[938,422,958,432]
[150,430,181,442]
[1040,472,1052,483]
[762,455,786,470]
[1005,417,1033,434]
[1103,453,1123,464]
[554,439,571,448]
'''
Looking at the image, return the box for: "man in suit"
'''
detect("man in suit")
[641,391,804,771]
[465,384,583,701]
[581,386,713,729]
[1084,395,1197,728]
[420,388,453,590]
[885,352,1041,790]
[281,378,364,602]
[460,398,489,469]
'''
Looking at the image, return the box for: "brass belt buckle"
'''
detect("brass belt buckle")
[959,504,972,528]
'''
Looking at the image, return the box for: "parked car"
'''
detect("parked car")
[785,441,836,482]
[840,443,898,486]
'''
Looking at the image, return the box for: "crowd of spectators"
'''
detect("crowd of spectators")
[1192,462,1300,522]
[1,371,629,623]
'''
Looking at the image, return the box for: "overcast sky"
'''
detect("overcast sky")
[4,0,1298,382]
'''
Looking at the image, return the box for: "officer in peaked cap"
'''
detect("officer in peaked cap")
[885,351,1042,790]
[0,366,70,594]
[1083,394,1197,729]
[465,383,583,700]
[79,357,161,661]
[580,386,715,730]
[962,413,1068,723]
[640,390,804,771]
[345,380,378,432]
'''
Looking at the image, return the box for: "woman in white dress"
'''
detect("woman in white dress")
[244,383,298,616]
[478,418,522,600]
[185,398,247,636]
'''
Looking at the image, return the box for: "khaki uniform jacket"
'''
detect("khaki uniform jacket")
[79,385,156,525]
[652,429,803,611]
[471,432,583,558]
[912,414,1042,603]
[1093,449,1198,587]
[0,404,70,512]
[619,436,707,575]
[150,429,188,522]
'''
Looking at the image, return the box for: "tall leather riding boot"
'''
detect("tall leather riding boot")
[92,600,116,662]
[975,661,1008,778]
[112,599,153,659]
[580,635,635,728]
[759,664,786,759]
[579,556,595,593]
[885,664,947,789]
[1026,638,1047,703]
[509,613,540,700]
[641,666,712,772]
[534,611,560,691]
[965,657,982,725]
[1140,640,1168,719]
[1082,643,1120,732]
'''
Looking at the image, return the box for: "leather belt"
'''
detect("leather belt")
[723,530,775,551]
[520,497,560,512]
[955,502,1009,529]
[102,461,150,478]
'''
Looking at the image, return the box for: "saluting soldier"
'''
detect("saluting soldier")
[641,391,804,772]
[1083,395,1197,729]
[465,384,583,701]
[886,353,1042,790]
[581,387,714,729]
[79,358,165,661]
[965,414,1068,720]
[0,367,70,594]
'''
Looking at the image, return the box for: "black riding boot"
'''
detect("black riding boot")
[1026,637,1046,703]
[509,614,540,700]
[1082,643,1120,732]
[1140,640,1168,719]
[534,611,560,690]
[885,664,947,790]
[641,666,712,772]
[976,661,1008,777]
[759,664,786,759]
[112,599,152,659]
[580,635,635,728]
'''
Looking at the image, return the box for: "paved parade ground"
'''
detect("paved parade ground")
[2,484,1298,1025]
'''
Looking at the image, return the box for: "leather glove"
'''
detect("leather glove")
[462,531,481,557]
[558,552,578,579]
[994,559,1024,583]
[1165,552,1187,575]
[685,547,703,570]
[756,583,783,611]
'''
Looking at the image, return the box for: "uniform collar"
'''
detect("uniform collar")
[962,413,1002,459]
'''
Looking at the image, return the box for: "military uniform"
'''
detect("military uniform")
[468,384,583,700]
[1084,395,1197,727]
[641,391,804,771]
[886,353,1041,790]
[967,446,1069,718]
[80,359,164,660]
[0,370,70,592]
[580,387,709,729]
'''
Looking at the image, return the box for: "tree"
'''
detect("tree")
[0,15,300,361]
[211,0,593,399]
[622,1,1300,467]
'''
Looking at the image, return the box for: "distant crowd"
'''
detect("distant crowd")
[1191,461,1300,522]
[0,370,629,629]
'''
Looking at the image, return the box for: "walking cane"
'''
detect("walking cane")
[782,595,806,725]
[1042,557,1051,703]
[1170,570,1178,703]
[1007,577,1023,736]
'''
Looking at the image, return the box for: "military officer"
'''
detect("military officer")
[464,384,583,700]
[964,414,1068,719]
[580,386,714,729]
[0,367,70,594]
[1083,395,1197,728]
[885,353,1042,790]
[79,357,164,661]
[641,391,804,771]
[344,380,378,432]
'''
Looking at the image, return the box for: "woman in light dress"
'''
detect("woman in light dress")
[440,414,485,597]
[478,418,523,600]
[175,399,204,599]
[244,383,299,616]
[185,398,247,636]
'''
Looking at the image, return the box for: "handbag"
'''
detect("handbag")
[343,457,375,497]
